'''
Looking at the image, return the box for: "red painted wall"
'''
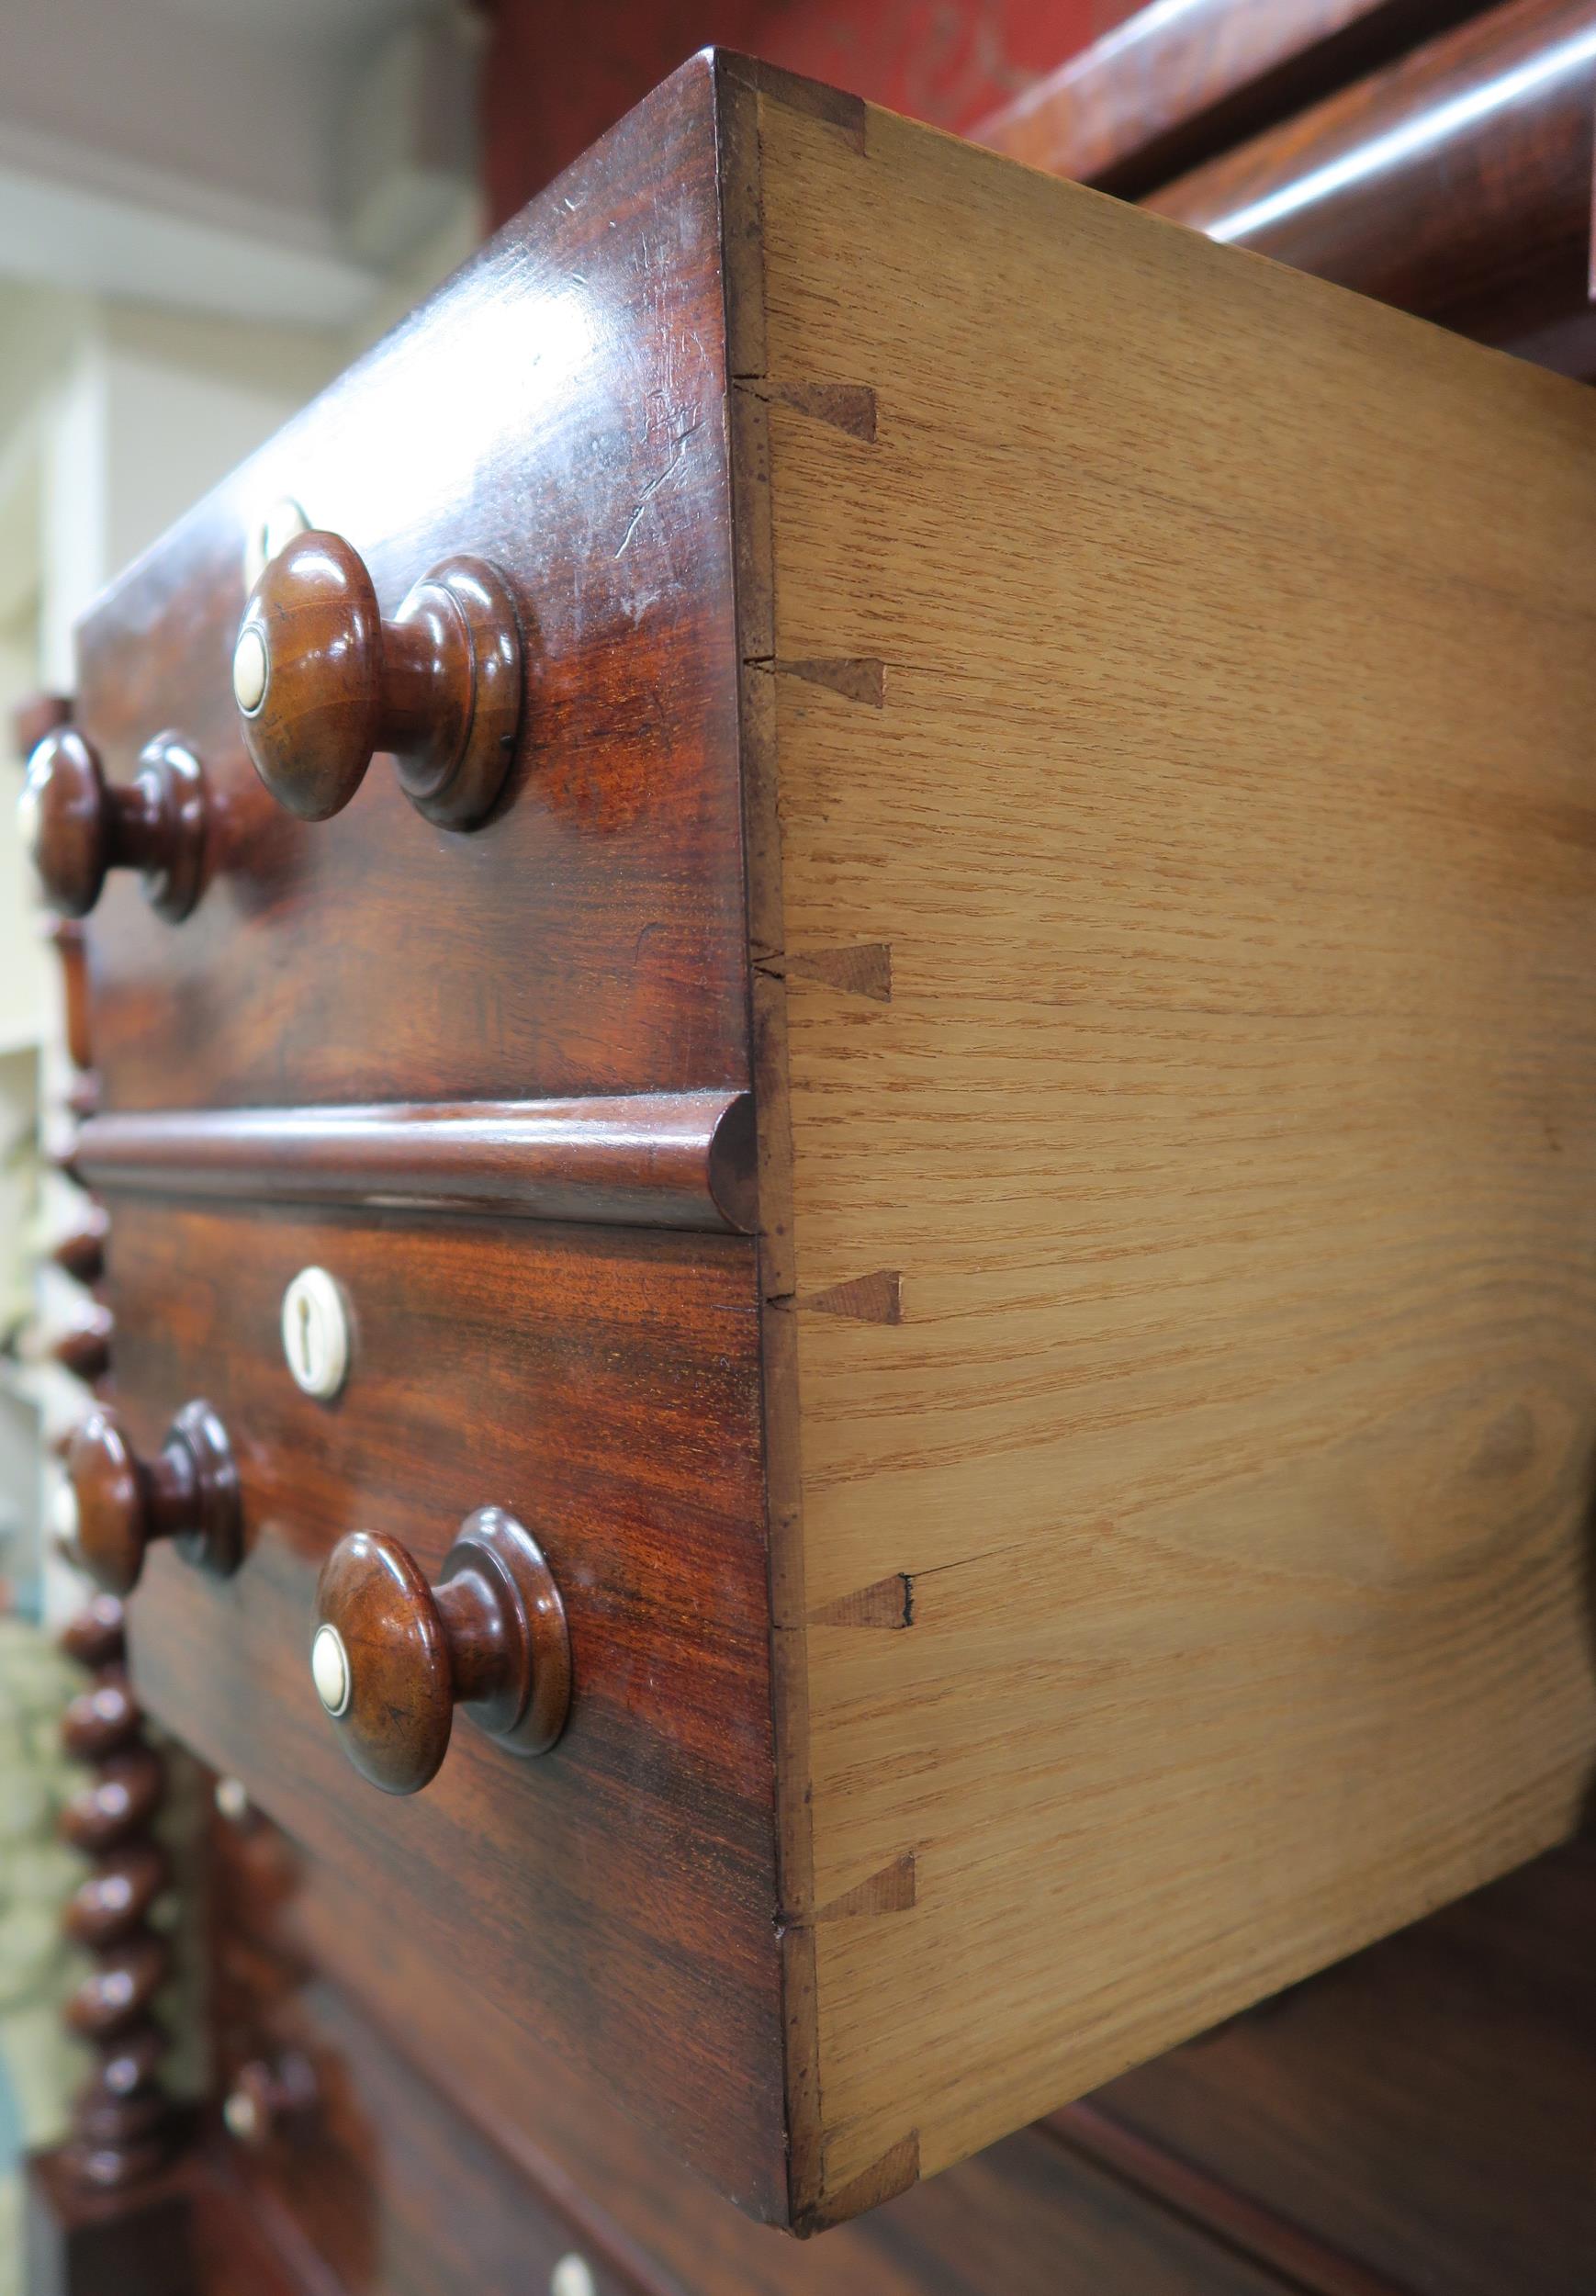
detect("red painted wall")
[478,0,1137,225]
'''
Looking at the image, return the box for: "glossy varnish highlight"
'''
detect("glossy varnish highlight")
[107,1193,783,2216]
[68,43,1596,2245]
[73,66,748,1117]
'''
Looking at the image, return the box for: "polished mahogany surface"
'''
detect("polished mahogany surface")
[311,1511,570,1795]
[53,1206,110,1285]
[212,1974,651,2296]
[73,1089,756,1233]
[68,1400,242,1595]
[197,1789,1590,2296]
[73,63,746,1117]
[108,1193,784,2218]
[19,727,208,924]
[208,1812,1299,2296]
[974,0,1487,196]
[26,2149,197,2296]
[1143,0,1596,372]
[47,1595,189,2209]
[219,1801,1587,2296]
[74,54,787,2223]
[1088,1834,1596,2296]
[234,531,521,830]
[59,27,1596,2276]
[976,0,1596,380]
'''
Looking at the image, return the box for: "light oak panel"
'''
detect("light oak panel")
[740,84,1596,2202]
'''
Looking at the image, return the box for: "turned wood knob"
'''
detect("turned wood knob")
[52,1206,109,1285]
[58,1593,126,1671]
[61,1674,142,1761]
[223,2053,319,2148]
[69,2038,174,2191]
[65,1933,170,2042]
[235,530,521,829]
[51,1304,113,1386]
[66,1401,241,1596]
[64,1842,172,1950]
[60,1747,164,1854]
[19,728,207,919]
[312,1508,569,1795]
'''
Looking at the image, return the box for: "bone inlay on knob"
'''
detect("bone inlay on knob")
[67,1401,242,1596]
[312,1510,569,1795]
[19,729,208,920]
[234,530,522,828]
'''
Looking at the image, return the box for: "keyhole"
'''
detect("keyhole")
[281,1267,349,1401]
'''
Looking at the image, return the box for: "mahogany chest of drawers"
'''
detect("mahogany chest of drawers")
[20,35,1596,2271]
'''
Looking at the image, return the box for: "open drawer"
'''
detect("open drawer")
[42,49,1596,2234]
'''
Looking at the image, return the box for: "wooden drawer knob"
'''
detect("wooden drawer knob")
[222,2053,320,2149]
[18,729,207,919]
[312,1508,569,1795]
[234,530,521,829]
[66,1401,242,1596]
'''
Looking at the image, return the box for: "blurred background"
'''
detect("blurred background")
[0,3,1129,2278]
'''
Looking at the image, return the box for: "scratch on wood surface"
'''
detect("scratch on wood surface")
[615,411,703,556]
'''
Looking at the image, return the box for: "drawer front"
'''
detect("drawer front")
[214,1966,649,2296]
[104,1195,785,2217]
[69,65,745,1117]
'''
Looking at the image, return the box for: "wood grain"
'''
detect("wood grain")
[109,1194,785,2220]
[215,1812,1311,2296]
[974,0,1486,197]
[73,61,748,1120]
[1048,2105,1410,2296]
[213,1975,652,2296]
[1086,1834,1596,2296]
[234,530,521,830]
[733,63,1596,2214]
[1144,0,1596,376]
[65,40,1596,2245]
[73,1092,757,1233]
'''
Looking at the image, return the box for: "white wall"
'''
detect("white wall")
[0,0,479,325]
[0,0,484,1622]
